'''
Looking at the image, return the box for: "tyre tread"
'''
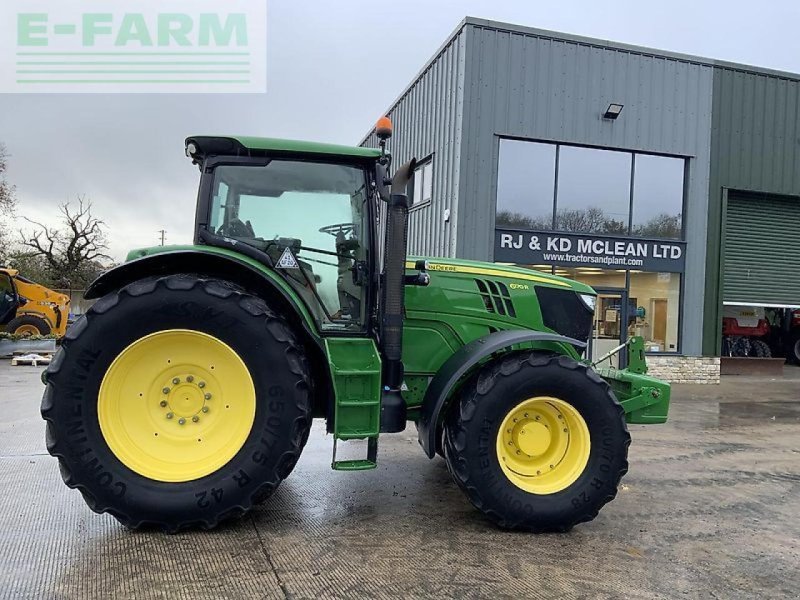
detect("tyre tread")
[41,273,313,532]
[443,351,631,533]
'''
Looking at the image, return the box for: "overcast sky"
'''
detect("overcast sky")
[2,0,799,261]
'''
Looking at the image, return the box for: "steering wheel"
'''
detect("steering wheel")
[319,223,355,237]
[220,218,255,238]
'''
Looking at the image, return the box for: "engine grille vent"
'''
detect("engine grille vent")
[474,279,517,318]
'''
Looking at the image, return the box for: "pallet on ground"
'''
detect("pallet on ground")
[11,354,52,366]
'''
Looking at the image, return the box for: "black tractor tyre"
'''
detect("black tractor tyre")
[751,339,772,358]
[7,314,51,336]
[732,337,751,357]
[41,274,313,532]
[443,352,630,532]
[787,331,800,365]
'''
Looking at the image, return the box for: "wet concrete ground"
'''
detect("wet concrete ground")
[1,361,798,600]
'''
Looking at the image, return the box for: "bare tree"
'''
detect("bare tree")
[20,197,111,288]
[495,210,552,230]
[0,144,14,216]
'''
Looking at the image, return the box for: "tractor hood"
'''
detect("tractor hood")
[407,257,594,295]
[404,257,597,346]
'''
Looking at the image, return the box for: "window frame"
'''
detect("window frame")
[196,154,379,338]
[495,136,688,355]
[409,155,434,209]
[495,136,688,241]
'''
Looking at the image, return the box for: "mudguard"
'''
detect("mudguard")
[416,329,586,458]
[84,247,321,344]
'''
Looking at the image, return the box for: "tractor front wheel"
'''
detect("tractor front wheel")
[443,352,630,532]
[41,274,313,531]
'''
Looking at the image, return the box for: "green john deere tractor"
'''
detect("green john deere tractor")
[41,119,670,532]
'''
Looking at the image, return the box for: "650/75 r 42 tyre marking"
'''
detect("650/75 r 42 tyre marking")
[41,274,313,532]
[443,352,631,532]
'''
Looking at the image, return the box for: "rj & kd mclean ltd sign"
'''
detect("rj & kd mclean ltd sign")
[494,229,686,273]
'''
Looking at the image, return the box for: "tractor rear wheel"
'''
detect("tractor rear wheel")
[789,331,800,365]
[41,274,313,531]
[7,314,51,336]
[443,352,630,532]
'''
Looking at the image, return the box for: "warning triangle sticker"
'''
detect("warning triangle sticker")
[277,247,300,269]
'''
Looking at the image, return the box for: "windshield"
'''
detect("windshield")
[209,160,369,331]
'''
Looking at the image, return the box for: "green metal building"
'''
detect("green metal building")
[362,18,800,381]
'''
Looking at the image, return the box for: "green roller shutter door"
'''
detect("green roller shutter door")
[723,192,800,306]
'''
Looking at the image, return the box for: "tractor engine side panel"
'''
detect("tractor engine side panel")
[401,262,588,409]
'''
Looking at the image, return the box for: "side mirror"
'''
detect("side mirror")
[376,162,391,203]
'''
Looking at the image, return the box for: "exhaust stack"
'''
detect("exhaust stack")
[380,144,416,432]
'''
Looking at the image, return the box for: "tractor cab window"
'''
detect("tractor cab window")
[0,273,18,325]
[209,161,369,332]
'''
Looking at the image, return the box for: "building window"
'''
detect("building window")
[631,154,684,239]
[495,139,686,240]
[496,140,555,230]
[411,159,434,206]
[629,271,681,352]
[556,146,631,234]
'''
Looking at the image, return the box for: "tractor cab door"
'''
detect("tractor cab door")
[206,159,373,334]
[0,272,20,326]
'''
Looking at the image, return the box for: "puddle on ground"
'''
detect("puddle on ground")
[719,401,800,428]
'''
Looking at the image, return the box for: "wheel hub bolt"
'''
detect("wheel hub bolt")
[159,400,167,407]
[178,418,186,425]
[198,382,206,389]
[563,428,568,433]
[204,393,212,400]
[192,415,199,423]
[162,387,170,394]
[202,406,209,413]
[166,412,174,419]
[172,377,180,385]
[186,375,194,383]
[535,415,540,420]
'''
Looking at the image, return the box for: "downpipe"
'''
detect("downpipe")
[379,158,416,433]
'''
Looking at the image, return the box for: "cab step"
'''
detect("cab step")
[332,437,377,471]
[325,338,382,471]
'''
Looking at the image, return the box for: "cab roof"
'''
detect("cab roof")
[185,135,382,162]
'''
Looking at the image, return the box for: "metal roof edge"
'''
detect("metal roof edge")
[358,15,800,147]
[465,17,800,82]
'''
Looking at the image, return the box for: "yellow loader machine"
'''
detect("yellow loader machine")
[42,120,670,532]
[0,268,69,337]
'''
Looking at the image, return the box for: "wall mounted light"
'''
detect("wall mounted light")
[603,103,624,119]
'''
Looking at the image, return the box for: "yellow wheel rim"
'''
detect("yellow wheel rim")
[98,329,256,483]
[496,397,591,495]
[14,324,40,336]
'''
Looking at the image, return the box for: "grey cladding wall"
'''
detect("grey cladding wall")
[361,28,466,258]
[458,21,714,355]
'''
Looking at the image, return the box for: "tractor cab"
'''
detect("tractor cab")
[184,136,388,334]
[0,268,20,326]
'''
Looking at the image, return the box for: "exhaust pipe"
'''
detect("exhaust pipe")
[380,157,416,432]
